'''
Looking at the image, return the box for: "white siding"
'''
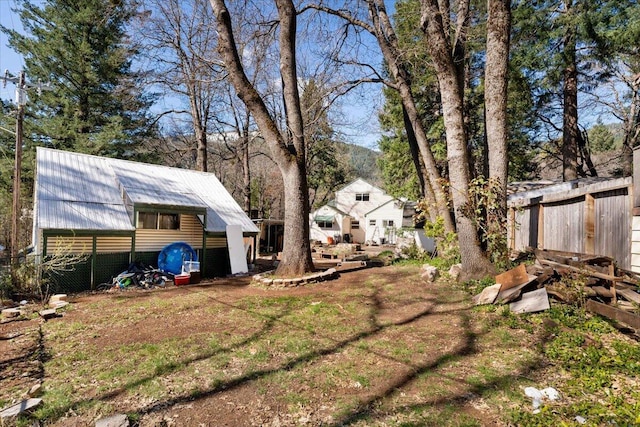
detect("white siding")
[333,179,393,222]
[632,216,640,273]
[309,206,343,243]
[365,202,404,244]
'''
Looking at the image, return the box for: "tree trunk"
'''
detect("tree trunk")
[402,105,428,200]
[562,3,579,181]
[242,131,251,215]
[210,0,314,276]
[367,0,455,232]
[421,0,495,280]
[484,0,511,262]
[485,0,510,188]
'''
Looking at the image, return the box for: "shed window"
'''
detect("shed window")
[355,193,370,201]
[382,219,394,227]
[137,212,180,230]
[159,214,180,230]
[369,219,376,226]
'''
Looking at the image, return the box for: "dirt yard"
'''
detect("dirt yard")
[1,264,551,426]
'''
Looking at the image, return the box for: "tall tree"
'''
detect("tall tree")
[2,0,156,158]
[300,79,352,208]
[511,0,638,179]
[139,0,220,171]
[484,0,511,263]
[420,0,495,278]
[310,0,455,231]
[209,0,314,276]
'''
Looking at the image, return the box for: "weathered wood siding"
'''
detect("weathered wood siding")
[543,197,585,253]
[508,178,632,270]
[508,205,539,250]
[595,189,631,269]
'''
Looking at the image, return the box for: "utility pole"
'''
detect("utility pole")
[2,70,49,268]
[12,71,26,265]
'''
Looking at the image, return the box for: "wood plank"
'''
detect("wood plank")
[510,288,550,313]
[537,204,544,249]
[585,193,595,254]
[586,300,640,329]
[591,286,614,298]
[539,259,622,282]
[495,264,529,291]
[617,288,640,304]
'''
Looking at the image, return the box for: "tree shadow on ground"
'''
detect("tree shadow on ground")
[43,267,550,424]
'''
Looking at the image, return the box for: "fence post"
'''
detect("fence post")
[585,193,595,254]
[537,204,544,249]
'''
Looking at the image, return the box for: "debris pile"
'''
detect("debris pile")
[474,249,640,329]
[99,261,170,291]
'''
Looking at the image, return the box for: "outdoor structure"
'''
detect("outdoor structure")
[32,147,259,291]
[633,146,640,273]
[310,179,415,245]
[508,156,638,272]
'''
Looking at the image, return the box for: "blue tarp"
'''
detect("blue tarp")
[158,242,198,275]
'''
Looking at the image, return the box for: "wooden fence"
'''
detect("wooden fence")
[507,177,633,270]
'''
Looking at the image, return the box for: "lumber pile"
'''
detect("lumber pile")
[474,249,640,330]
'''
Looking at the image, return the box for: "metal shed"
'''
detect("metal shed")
[32,147,259,291]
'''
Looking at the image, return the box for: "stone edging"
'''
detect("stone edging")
[252,268,339,288]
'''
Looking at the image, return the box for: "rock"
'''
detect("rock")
[28,383,43,397]
[39,309,59,320]
[1,308,22,319]
[51,301,69,309]
[421,265,439,282]
[448,264,462,281]
[95,413,129,427]
[0,398,42,419]
[49,293,67,302]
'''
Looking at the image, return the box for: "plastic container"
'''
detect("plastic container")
[174,273,190,286]
[183,261,200,273]
[190,271,201,284]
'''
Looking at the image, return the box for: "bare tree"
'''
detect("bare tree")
[209,0,314,275]
[139,0,221,171]
[307,0,455,231]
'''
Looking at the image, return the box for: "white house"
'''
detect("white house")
[310,179,402,244]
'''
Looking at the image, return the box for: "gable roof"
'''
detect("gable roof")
[34,147,259,234]
[336,178,385,195]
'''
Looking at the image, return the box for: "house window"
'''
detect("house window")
[351,220,360,229]
[316,220,333,228]
[355,193,370,201]
[382,219,394,227]
[137,212,180,230]
[369,219,376,226]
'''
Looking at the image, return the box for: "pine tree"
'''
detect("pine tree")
[1,0,157,158]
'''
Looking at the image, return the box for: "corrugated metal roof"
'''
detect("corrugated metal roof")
[35,148,259,234]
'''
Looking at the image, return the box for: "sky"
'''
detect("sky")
[0,0,383,150]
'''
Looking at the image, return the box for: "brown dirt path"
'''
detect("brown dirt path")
[2,265,545,426]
